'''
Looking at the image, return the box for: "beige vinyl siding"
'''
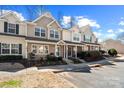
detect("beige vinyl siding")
[0,13,27,36]
[0,35,26,58]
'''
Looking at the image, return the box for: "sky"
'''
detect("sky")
[0,5,124,42]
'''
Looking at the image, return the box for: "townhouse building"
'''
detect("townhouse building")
[0,11,100,59]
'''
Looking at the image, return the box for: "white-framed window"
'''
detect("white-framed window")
[31,45,37,53]
[44,45,49,54]
[1,43,10,54]
[35,28,40,36]
[73,33,80,41]
[8,23,16,34]
[50,29,59,39]
[84,35,92,42]
[1,43,20,55]
[35,27,46,37]
[11,44,19,54]
[41,28,46,37]
[31,45,49,55]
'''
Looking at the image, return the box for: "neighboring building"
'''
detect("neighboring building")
[101,39,124,54]
[0,11,100,59]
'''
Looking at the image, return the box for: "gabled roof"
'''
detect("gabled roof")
[80,24,96,37]
[32,12,62,29]
[0,11,22,22]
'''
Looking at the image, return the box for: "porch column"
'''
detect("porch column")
[66,45,68,59]
[55,44,57,56]
[25,41,28,58]
[63,45,65,58]
[75,46,77,58]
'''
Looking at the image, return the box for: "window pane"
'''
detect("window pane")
[1,43,10,54]
[50,30,54,38]
[11,44,19,54]
[8,23,16,34]
[41,29,45,37]
[35,28,40,36]
[55,31,59,38]
[32,45,37,53]
[44,46,48,54]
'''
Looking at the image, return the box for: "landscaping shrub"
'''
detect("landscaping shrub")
[99,50,106,55]
[68,57,82,64]
[77,51,103,62]
[108,48,118,56]
[0,55,23,62]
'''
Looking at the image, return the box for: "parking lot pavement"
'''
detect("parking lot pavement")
[57,61,124,88]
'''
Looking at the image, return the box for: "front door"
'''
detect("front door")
[56,46,61,57]
[68,46,72,57]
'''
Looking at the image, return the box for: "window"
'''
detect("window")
[11,44,19,54]
[73,33,80,41]
[35,28,40,36]
[32,45,49,55]
[44,45,49,54]
[31,45,37,53]
[84,35,92,42]
[1,43,10,54]
[35,27,46,37]
[50,30,54,38]
[41,29,45,37]
[8,23,16,34]
[50,29,59,39]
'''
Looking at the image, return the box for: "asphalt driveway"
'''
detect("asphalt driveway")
[57,61,124,88]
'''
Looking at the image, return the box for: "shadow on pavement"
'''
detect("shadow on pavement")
[53,65,91,73]
[112,59,124,62]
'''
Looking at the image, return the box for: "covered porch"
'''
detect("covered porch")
[55,40,84,59]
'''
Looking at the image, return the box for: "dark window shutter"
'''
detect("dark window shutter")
[4,22,8,33]
[16,24,19,34]
[0,43,1,54]
[19,44,22,54]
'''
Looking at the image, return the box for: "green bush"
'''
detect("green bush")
[108,48,117,56]
[77,51,101,58]
[0,55,23,62]
[99,50,106,55]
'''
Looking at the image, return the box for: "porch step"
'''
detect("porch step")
[63,58,74,65]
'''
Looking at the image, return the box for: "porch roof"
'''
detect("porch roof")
[64,40,84,45]
[82,41,100,45]
[25,37,59,43]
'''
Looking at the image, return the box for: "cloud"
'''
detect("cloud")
[75,16,100,28]
[0,10,25,21]
[119,21,124,26]
[118,29,124,33]
[61,16,100,29]
[107,29,114,33]
[62,16,71,24]
[93,31,102,38]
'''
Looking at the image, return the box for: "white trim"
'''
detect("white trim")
[33,12,54,23]
[49,29,60,40]
[31,44,49,55]
[7,22,16,34]
[35,26,46,38]
[26,40,57,45]
[1,43,21,55]
[0,11,22,22]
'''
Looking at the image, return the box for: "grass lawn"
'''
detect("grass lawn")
[0,80,22,88]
